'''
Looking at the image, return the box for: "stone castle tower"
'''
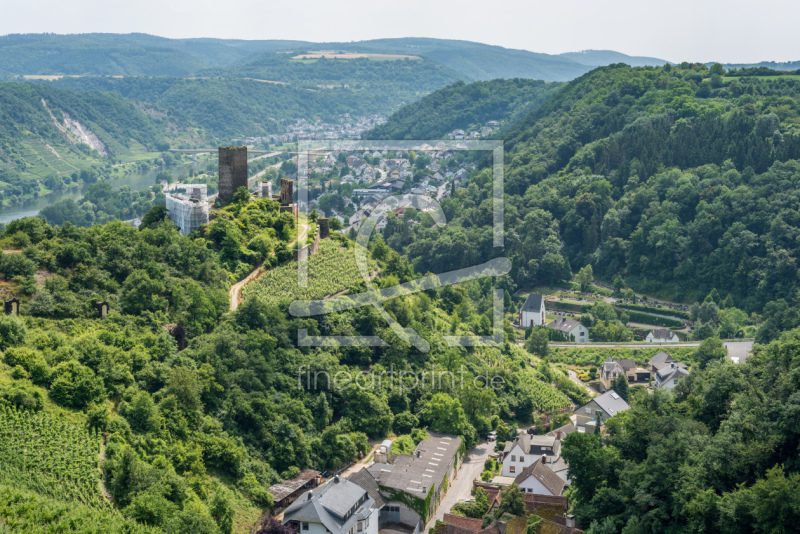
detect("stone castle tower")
[218,146,248,203]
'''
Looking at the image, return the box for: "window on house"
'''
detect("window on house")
[358,522,363,532]
[302,523,309,531]
[585,408,591,414]
[510,466,516,473]
[520,456,525,462]
[511,455,516,461]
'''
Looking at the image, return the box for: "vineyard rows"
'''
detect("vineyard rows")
[0,405,106,508]
[0,484,162,534]
[243,239,377,306]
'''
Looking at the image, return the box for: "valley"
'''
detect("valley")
[1,27,800,534]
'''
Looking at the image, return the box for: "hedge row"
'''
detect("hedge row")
[621,310,684,328]
[615,302,691,320]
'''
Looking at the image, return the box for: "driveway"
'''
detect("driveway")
[568,369,597,398]
[725,341,754,364]
[429,441,492,526]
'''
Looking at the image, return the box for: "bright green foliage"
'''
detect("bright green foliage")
[0,483,162,533]
[365,79,561,140]
[242,238,376,305]
[0,405,105,507]
[561,327,800,532]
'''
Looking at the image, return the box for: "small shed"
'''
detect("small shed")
[268,469,321,509]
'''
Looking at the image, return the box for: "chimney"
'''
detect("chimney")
[416,450,421,458]
[541,455,546,464]
[565,515,576,528]
[308,491,314,500]
[334,476,340,483]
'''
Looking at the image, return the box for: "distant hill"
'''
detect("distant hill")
[1,33,671,82]
[363,78,561,140]
[559,49,671,67]
[720,60,800,71]
[321,38,592,81]
[195,51,462,95]
[46,76,414,137]
[0,81,197,201]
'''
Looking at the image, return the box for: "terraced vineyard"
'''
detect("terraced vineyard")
[243,238,377,306]
[0,484,162,534]
[525,377,572,413]
[0,405,106,508]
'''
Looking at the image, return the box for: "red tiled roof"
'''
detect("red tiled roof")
[443,514,483,532]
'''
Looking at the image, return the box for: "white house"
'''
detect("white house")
[546,317,590,343]
[646,329,679,343]
[654,362,690,389]
[519,294,546,328]
[513,458,566,497]
[501,433,560,477]
[283,476,380,534]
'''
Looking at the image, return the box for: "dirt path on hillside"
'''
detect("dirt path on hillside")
[228,223,309,311]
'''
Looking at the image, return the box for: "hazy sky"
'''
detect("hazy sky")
[2,0,798,63]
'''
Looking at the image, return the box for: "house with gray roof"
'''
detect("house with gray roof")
[546,317,589,343]
[283,476,379,534]
[363,432,462,532]
[519,294,546,328]
[646,328,679,343]
[575,390,631,433]
[513,458,566,497]
[648,351,675,371]
[599,357,650,391]
[654,362,689,390]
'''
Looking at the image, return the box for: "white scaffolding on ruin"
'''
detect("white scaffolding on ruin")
[165,184,210,235]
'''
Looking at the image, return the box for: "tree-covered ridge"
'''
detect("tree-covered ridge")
[363,79,561,140]
[197,52,462,92]
[0,205,580,532]
[47,76,409,136]
[0,81,201,205]
[502,63,800,195]
[0,216,228,335]
[561,329,800,533]
[0,82,179,162]
[379,64,800,340]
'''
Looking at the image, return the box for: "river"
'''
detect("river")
[0,163,201,225]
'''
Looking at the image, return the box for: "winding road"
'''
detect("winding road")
[228,222,309,311]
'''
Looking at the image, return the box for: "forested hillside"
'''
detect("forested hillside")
[2,33,674,82]
[371,63,800,341]
[561,328,800,533]
[364,79,561,139]
[0,82,200,203]
[47,76,413,136]
[0,188,582,532]
[196,52,461,91]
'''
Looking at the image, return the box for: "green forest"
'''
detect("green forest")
[5,39,800,533]
[374,63,800,342]
[364,79,562,140]
[561,329,800,533]
[47,76,417,136]
[0,186,583,532]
